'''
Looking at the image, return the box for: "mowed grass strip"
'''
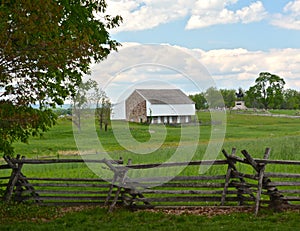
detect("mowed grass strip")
[0,205,299,231]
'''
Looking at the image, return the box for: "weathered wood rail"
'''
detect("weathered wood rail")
[0,156,124,206]
[0,148,299,215]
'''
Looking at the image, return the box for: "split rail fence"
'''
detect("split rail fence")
[0,148,299,215]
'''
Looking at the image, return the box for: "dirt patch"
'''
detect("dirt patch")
[142,206,254,217]
[57,150,100,156]
[142,206,300,217]
[57,150,80,155]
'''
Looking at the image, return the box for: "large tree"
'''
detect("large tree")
[0,0,122,155]
[246,72,286,109]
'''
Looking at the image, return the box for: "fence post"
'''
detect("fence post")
[103,158,129,212]
[108,168,128,212]
[222,148,255,206]
[104,157,124,206]
[3,155,24,203]
[221,148,236,205]
[255,148,271,215]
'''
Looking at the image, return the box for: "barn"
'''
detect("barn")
[124,89,195,124]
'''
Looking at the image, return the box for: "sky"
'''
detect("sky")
[88,0,300,102]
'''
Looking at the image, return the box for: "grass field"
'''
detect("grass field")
[11,111,300,159]
[269,109,300,116]
[1,110,300,230]
[4,110,299,178]
[0,204,299,231]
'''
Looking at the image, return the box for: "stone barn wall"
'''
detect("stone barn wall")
[125,91,147,123]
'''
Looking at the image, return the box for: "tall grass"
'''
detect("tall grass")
[5,111,299,179]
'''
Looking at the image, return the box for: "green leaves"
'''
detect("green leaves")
[246,72,286,109]
[0,101,57,155]
[0,0,122,155]
[1,0,122,107]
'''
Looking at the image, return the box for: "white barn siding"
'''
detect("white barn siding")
[147,104,195,116]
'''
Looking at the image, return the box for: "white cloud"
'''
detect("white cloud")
[271,0,300,30]
[186,1,267,29]
[284,0,300,12]
[186,8,237,29]
[106,0,193,32]
[88,43,300,102]
[105,0,267,32]
[236,1,267,23]
[195,47,300,89]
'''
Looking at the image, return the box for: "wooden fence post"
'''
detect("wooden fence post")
[222,148,255,206]
[255,148,271,215]
[108,168,128,212]
[105,174,117,206]
[18,175,41,203]
[103,158,124,206]
[264,178,286,211]
[240,148,287,215]
[221,148,236,205]
[3,155,24,202]
[103,158,129,212]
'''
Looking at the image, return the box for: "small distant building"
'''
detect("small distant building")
[125,89,195,124]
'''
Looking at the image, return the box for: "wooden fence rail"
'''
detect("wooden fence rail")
[0,148,299,215]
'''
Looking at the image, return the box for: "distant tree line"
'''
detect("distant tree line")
[189,72,300,110]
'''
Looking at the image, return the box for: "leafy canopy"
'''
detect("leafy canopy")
[246,72,286,109]
[0,0,122,155]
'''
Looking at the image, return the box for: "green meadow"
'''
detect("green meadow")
[11,110,300,161]
[0,110,297,185]
[1,111,300,230]
[2,110,298,178]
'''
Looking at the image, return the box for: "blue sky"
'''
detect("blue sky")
[110,0,299,51]
[90,0,300,101]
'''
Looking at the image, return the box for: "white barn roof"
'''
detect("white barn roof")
[136,89,194,105]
